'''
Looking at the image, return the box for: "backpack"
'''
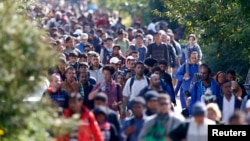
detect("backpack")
[129,76,150,92]
[103,48,112,64]
[144,118,168,141]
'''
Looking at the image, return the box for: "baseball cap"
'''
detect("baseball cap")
[126,56,135,60]
[81,33,88,39]
[110,57,120,64]
[73,29,83,36]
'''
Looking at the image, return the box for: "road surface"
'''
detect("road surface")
[173,96,182,114]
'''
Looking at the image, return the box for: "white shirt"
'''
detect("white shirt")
[222,94,235,124]
[187,118,215,141]
[147,23,156,32]
[122,76,149,101]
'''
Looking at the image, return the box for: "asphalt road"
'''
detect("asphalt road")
[173,96,182,114]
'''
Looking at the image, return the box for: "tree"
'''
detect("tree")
[0,1,76,140]
[153,0,250,81]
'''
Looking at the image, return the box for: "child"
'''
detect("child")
[93,106,118,141]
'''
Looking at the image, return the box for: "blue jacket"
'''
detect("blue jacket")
[176,63,199,91]
[121,116,146,141]
[189,79,221,114]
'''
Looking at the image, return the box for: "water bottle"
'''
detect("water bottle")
[79,83,84,98]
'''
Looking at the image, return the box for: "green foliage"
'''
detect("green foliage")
[97,0,153,25]
[0,1,77,140]
[154,0,250,81]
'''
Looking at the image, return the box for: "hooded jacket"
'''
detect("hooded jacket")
[57,106,103,141]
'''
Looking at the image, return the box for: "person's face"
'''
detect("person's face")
[81,38,88,44]
[117,74,124,84]
[154,34,161,42]
[227,73,236,81]
[69,98,82,113]
[118,34,123,39]
[66,69,75,81]
[96,114,106,124]
[132,103,144,117]
[127,60,135,69]
[91,56,100,66]
[230,117,247,125]
[200,67,209,80]
[94,100,106,108]
[79,66,88,73]
[188,37,195,45]
[153,71,161,76]
[207,108,217,121]
[79,73,88,84]
[147,99,158,111]
[159,64,166,72]
[84,47,91,53]
[194,115,205,125]
[105,40,113,47]
[158,98,171,114]
[132,53,139,60]
[113,47,120,55]
[222,81,232,95]
[135,37,143,45]
[56,44,64,52]
[135,64,144,76]
[51,75,61,89]
[146,37,153,45]
[84,25,90,33]
[66,39,74,48]
[111,63,118,71]
[218,73,226,84]
[151,76,161,87]
[101,34,107,41]
[190,53,198,64]
[58,61,66,70]
[161,35,170,43]
[128,30,133,35]
[69,56,77,63]
[79,57,88,63]
[103,70,112,81]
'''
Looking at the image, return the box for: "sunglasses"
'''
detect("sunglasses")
[84,50,90,52]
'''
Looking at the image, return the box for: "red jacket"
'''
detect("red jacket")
[57,106,103,141]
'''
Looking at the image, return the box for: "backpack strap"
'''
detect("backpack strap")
[146,77,150,85]
[129,76,135,92]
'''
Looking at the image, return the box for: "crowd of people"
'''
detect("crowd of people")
[30,1,250,141]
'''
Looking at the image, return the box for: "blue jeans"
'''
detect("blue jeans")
[180,88,187,109]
